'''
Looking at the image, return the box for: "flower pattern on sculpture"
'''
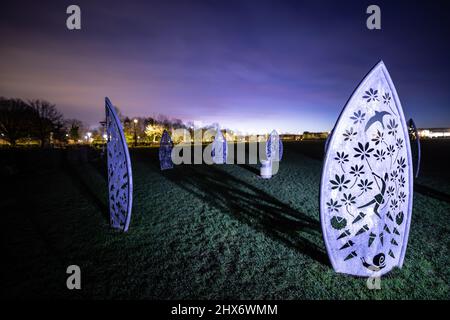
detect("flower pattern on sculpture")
[362,88,379,102]
[350,110,366,124]
[330,174,350,191]
[382,92,391,105]
[371,130,385,145]
[327,199,342,212]
[105,98,133,231]
[267,130,283,161]
[374,149,386,161]
[321,62,412,276]
[353,142,374,161]
[387,119,398,136]
[343,127,357,141]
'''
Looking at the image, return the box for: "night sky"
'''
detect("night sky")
[1,0,449,134]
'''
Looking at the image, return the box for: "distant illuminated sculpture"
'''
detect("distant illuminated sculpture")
[260,160,273,179]
[159,130,174,170]
[267,130,283,161]
[320,61,413,276]
[212,128,227,164]
[408,118,421,178]
[105,97,133,232]
[260,130,283,178]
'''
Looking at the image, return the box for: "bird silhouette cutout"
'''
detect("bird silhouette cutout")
[364,111,390,132]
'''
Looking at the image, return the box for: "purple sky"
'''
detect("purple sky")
[1,0,449,134]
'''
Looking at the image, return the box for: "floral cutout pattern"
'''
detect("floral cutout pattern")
[212,128,228,164]
[266,129,283,161]
[106,98,133,232]
[321,62,412,277]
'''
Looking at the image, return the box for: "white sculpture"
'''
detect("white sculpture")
[212,127,227,164]
[320,61,413,276]
[105,97,133,232]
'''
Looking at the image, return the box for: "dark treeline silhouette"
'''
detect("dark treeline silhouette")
[0,97,65,147]
[0,97,229,147]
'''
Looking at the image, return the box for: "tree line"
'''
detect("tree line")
[0,97,234,147]
[0,97,71,147]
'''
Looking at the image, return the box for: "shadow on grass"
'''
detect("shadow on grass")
[62,149,109,222]
[237,164,259,175]
[414,183,450,204]
[153,159,329,266]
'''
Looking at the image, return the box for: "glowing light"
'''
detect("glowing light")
[418,129,450,138]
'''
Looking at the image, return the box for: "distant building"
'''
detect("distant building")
[301,131,329,140]
[280,134,302,141]
[418,128,450,139]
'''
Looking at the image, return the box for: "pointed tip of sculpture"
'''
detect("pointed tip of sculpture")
[373,60,387,73]
[105,97,113,108]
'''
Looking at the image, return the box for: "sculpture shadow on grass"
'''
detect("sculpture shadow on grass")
[62,149,109,223]
[237,163,259,175]
[414,183,450,204]
[158,163,329,266]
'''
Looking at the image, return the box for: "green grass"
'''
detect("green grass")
[2,141,449,299]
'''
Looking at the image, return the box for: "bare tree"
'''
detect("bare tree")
[28,99,63,147]
[0,97,34,146]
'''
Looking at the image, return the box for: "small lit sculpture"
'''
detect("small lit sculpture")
[105,97,133,232]
[320,61,413,276]
[260,160,273,179]
[408,118,421,178]
[260,130,283,178]
[212,127,227,164]
[266,129,283,161]
[159,130,174,170]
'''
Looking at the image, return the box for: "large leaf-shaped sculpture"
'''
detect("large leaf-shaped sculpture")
[105,97,133,232]
[159,130,174,170]
[320,61,413,276]
[212,128,227,164]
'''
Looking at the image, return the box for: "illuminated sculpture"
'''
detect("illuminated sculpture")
[408,119,421,178]
[320,61,413,276]
[159,130,174,170]
[105,97,133,232]
[212,128,227,164]
[260,160,273,179]
[267,129,283,161]
[259,130,283,178]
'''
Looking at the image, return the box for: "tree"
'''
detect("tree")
[28,99,64,147]
[144,123,164,143]
[0,97,34,146]
[65,119,84,141]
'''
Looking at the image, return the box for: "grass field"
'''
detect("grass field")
[2,140,449,299]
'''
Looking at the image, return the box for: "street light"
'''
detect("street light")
[133,119,138,147]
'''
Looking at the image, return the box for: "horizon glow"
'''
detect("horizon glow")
[0,1,449,133]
